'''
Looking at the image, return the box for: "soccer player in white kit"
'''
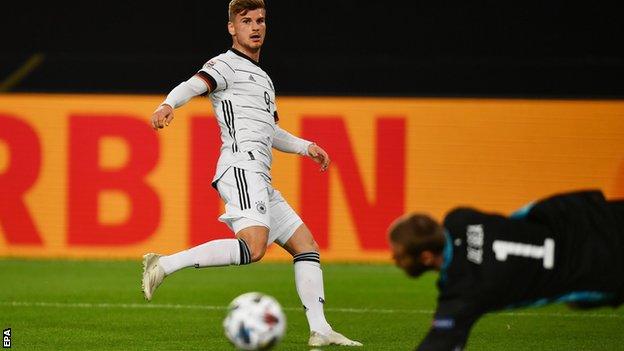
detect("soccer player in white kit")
[141,0,361,347]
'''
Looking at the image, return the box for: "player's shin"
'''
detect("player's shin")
[293,252,332,334]
[158,238,251,275]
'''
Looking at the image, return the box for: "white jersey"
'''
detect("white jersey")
[200,48,278,184]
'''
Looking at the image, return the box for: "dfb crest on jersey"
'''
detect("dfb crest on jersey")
[256,201,267,214]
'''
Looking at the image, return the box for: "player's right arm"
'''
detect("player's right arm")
[150,75,210,130]
[151,57,231,130]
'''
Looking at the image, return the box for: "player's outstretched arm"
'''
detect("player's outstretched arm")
[150,104,174,130]
[416,326,470,351]
[416,301,478,351]
[272,125,330,171]
[150,75,209,131]
[307,143,330,172]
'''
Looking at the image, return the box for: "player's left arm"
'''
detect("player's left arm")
[416,323,472,351]
[416,300,479,351]
[272,125,330,172]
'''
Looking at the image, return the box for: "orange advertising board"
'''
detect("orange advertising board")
[1,94,623,261]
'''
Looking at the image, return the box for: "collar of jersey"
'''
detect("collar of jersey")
[229,47,262,68]
[438,230,453,286]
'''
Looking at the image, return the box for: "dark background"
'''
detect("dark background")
[2,1,623,97]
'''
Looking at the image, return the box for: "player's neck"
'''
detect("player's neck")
[231,43,261,63]
[433,254,445,271]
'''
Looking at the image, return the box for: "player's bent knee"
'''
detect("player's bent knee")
[236,225,269,263]
[249,245,266,262]
[238,236,267,263]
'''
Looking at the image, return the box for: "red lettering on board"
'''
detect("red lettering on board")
[301,117,405,250]
[68,115,160,246]
[0,114,43,245]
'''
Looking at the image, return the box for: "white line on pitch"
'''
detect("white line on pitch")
[3,301,623,319]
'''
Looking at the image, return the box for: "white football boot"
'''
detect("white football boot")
[308,330,363,347]
[141,253,165,301]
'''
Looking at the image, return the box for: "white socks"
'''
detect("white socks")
[159,238,251,275]
[293,252,332,334]
[159,245,332,334]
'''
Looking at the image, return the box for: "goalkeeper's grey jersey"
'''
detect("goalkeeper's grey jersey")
[199,48,277,184]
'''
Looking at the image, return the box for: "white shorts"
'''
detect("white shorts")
[215,167,303,245]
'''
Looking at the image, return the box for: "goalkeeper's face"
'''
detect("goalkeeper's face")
[390,242,429,278]
[229,8,266,52]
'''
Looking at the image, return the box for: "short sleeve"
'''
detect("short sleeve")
[198,56,236,93]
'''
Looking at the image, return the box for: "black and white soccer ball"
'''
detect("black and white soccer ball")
[223,292,286,350]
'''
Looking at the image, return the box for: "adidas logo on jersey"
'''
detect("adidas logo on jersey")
[248,74,256,82]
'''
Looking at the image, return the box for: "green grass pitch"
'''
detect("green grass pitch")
[1,259,623,350]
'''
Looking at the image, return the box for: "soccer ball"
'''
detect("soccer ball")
[223,292,287,350]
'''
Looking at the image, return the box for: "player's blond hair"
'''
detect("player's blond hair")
[228,0,265,21]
